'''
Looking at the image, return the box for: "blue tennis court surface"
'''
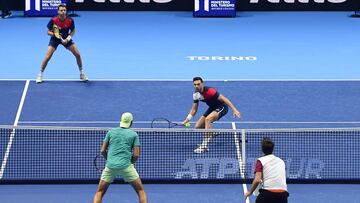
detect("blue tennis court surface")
[2,80,360,128]
[0,184,359,203]
[1,11,360,203]
[1,11,360,80]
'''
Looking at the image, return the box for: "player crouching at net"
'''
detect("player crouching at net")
[36,4,88,84]
[183,77,241,153]
[93,112,147,203]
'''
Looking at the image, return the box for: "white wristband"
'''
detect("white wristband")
[67,35,72,41]
[186,114,193,121]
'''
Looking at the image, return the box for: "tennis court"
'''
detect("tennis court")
[1,11,360,203]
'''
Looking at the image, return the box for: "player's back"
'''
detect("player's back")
[106,127,138,169]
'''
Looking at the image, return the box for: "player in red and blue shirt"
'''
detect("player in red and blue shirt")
[183,77,241,153]
[47,14,75,49]
[37,4,87,84]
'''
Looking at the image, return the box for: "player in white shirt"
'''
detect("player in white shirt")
[245,138,289,203]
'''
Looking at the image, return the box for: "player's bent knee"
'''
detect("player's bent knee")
[205,116,216,123]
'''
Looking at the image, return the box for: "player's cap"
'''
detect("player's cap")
[120,112,133,128]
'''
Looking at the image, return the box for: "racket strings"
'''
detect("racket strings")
[94,155,106,173]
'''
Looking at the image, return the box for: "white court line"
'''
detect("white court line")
[0,80,29,179]
[2,79,360,81]
[17,121,360,124]
[232,122,250,203]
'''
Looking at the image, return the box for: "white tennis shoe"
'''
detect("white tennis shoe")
[80,73,88,82]
[194,145,208,154]
[36,74,43,84]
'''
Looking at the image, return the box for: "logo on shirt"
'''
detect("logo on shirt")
[25,0,41,11]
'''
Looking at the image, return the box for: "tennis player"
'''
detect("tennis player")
[183,77,241,153]
[93,112,147,203]
[36,4,88,84]
[244,138,289,203]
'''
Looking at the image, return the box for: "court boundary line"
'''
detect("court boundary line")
[17,121,360,124]
[0,80,29,179]
[232,122,250,203]
[2,79,360,82]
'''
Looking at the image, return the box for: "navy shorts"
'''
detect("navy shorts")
[256,189,289,203]
[48,37,74,49]
[203,105,228,120]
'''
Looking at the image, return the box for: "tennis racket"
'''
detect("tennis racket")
[93,154,106,173]
[52,24,64,41]
[151,117,186,128]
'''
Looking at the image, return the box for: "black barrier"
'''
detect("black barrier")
[9,0,360,12]
[67,0,360,11]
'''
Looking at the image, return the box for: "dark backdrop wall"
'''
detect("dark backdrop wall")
[8,0,360,11]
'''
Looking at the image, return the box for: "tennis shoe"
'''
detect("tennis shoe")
[80,73,88,82]
[194,145,208,154]
[1,11,12,19]
[36,74,43,83]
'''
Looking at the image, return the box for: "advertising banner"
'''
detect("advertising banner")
[193,0,236,17]
[25,0,67,17]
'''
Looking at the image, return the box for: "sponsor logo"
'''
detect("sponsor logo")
[74,0,172,3]
[250,0,347,3]
[187,56,257,61]
[175,157,325,179]
[195,0,210,12]
[25,0,41,11]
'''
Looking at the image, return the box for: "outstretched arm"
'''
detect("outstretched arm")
[183,102,199,124]
[218,94,241,118]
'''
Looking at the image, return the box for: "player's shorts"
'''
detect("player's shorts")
[101,164,139,183]
[256,189,289,203]
[48,37,74,49]
[203,105,228,120]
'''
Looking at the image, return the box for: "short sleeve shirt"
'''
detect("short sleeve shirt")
[103,127,140,169]
[47,16,75,40]
[193,86,224,108]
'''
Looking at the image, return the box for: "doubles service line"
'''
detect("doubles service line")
[0,80,29,179]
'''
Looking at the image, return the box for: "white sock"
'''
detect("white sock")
[38,71,43,76]
[201,137,211,148]
[79,69,84,75]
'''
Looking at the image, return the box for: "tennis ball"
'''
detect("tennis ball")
[185,122,191,128]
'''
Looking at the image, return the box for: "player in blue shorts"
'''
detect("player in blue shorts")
[36,4,87,83]
[183,77,241,153]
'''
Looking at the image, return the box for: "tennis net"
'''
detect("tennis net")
[0,125,359,183]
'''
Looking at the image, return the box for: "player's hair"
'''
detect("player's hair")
[193,77,203,83]
[58,4,67,10]
[261,137,274,155]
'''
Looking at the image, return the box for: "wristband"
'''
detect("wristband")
[66,35,72,41]
[186,114,193,121]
